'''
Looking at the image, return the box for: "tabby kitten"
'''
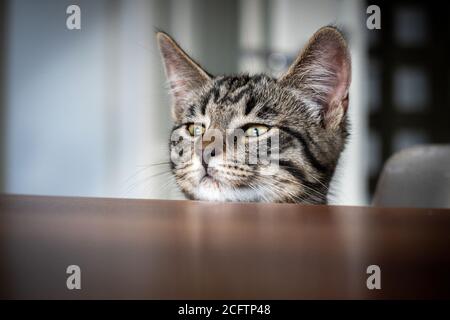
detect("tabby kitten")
[157,26,351,204]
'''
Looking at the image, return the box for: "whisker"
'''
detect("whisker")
[122,161,171,186]
[275,164,329,200]
[136,161,171,168]
[145,175,179,198]
[124,170,173,196]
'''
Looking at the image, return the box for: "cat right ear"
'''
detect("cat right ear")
[279,26,351,130]
[157,32,211,118]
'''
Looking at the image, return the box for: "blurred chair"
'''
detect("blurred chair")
[373,145,450,208]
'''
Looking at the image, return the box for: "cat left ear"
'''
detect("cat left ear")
[279,26,351,129]
[157,32,211,115]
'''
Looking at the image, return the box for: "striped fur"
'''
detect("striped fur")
[158,26,351,204]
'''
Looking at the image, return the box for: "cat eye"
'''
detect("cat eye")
[187,123,205,137]
[244,125,269,137]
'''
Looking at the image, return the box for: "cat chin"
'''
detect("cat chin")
[195,185,262,202]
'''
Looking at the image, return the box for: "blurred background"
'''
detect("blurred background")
[0,0,448,206]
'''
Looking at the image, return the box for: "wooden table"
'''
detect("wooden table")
[0,194,449,299]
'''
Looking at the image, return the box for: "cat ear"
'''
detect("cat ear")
[157,32,211,117]
[279,26,351,129]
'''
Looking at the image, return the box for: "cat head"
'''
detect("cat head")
[157,26,351,203]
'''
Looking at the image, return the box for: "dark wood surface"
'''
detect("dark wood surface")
[1,194,450,299]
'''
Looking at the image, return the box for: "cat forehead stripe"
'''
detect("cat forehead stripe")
[200,75,272,115]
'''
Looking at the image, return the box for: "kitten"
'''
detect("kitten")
[157,26,351,204]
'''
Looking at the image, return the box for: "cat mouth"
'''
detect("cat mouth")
[199,174,221,188]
